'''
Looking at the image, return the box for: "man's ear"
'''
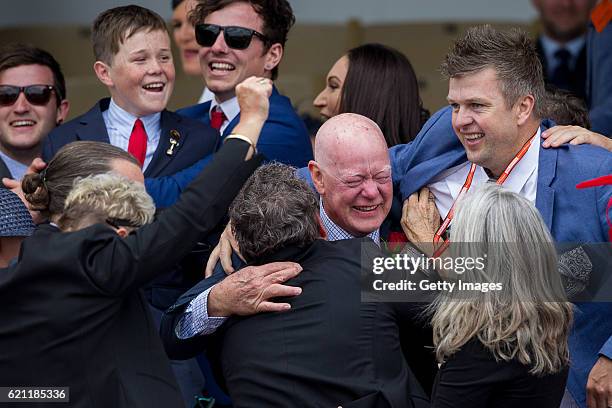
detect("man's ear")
[93,61,114,88]
[515,94,535,126]
[263,43,283,73]
[308,160,325,195]
[55,99,70,126]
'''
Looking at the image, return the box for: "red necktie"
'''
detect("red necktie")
[210,107,226,130]
[128,118,147,168]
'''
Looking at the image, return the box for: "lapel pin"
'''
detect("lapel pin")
[166,129,181,156]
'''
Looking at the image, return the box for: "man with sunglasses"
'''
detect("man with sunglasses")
[145,0,312,207]
[0,43,69,182]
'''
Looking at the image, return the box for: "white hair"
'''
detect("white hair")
[431,184,572,375]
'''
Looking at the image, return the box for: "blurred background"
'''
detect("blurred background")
[0,0,540,119]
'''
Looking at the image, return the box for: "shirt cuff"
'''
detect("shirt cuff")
[175,286,227,339]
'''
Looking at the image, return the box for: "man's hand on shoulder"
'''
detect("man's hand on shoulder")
[207,261,302,317]
[586,355,612,408]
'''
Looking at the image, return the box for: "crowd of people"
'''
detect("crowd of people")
[0,0,611,407]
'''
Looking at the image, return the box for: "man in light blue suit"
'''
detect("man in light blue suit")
[392,26,611,408]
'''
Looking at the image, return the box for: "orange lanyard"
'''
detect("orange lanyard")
[432,134,536,257]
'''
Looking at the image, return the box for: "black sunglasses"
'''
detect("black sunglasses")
[106,218,140,229]
[0,85,59,107]
[195,24,268,50]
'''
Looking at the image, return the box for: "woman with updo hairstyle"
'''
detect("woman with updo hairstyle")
[22,141,140,222]
[314,43,429,147]
[429,184,573,407]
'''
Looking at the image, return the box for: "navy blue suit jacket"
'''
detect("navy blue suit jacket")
[145,86,313,207]
[586,22,612,136]
[391,106,612,407]
[43,98,218,179]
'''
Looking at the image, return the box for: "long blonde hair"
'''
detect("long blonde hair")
[431,184,572,375]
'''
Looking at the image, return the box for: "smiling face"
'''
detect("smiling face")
[448,68,533,177]
[95,29,175,117]
[0,64,68,162]
[199,2,281,103]
[313,55,348,120]
[310,114,392,237]
[172,0,202,76]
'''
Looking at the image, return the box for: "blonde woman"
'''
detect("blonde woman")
[430,184,573,408]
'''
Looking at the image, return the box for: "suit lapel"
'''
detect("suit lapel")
[222,114,240,139]
[0,157,13,180]
[200,101,212,126]
[144,110,182,177]
[535,122,557,231]
[75,99,112,143]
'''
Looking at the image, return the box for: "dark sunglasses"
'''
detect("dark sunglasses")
[106,218,140,230]
[0,85,59,107]
[195,24,268,50]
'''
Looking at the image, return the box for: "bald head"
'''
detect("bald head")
[314,113,388,167]
[308,113,392,237]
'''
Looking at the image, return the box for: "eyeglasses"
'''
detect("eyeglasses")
[195,24,268,50]
[0,85,59,107]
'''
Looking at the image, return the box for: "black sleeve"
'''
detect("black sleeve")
[159,264,229,360]
[431,340,497,408]
[84,139,262,296]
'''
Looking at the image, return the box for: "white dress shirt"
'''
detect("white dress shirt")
[102,98,161,171]
[198,87,214,104]
[209,96,240,135]
[428,128,541,220]
[0,150,27,180]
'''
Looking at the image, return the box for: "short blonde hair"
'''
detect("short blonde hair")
[58,173,155,231]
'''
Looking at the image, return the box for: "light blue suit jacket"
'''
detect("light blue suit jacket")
[390,106,612,407]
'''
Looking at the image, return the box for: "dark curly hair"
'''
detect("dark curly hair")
[229,163,320,262]
[189,0,295,80]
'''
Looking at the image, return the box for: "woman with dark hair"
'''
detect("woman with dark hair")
[314,43,429,146]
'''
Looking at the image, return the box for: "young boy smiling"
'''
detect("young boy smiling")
[44,5,218,178]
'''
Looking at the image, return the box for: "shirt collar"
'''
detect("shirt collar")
[540,34,585,66]
[209,95,240,125]
[107,98,161,139]
[319,198,380,245]
[0,150,28,180]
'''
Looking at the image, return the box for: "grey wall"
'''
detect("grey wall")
[0,0,538,27]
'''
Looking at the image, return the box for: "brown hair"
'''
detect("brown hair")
[92,5,168,65]
[0,43,66,102]
[229,163,319,262]
[340,43,429,146]
[190,0,295,80]
[441,25,546,117]
[22,141,139,218]
[542,86,591,128]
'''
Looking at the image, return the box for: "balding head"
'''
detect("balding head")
[314,113,388,165]
[308,113,392,237]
